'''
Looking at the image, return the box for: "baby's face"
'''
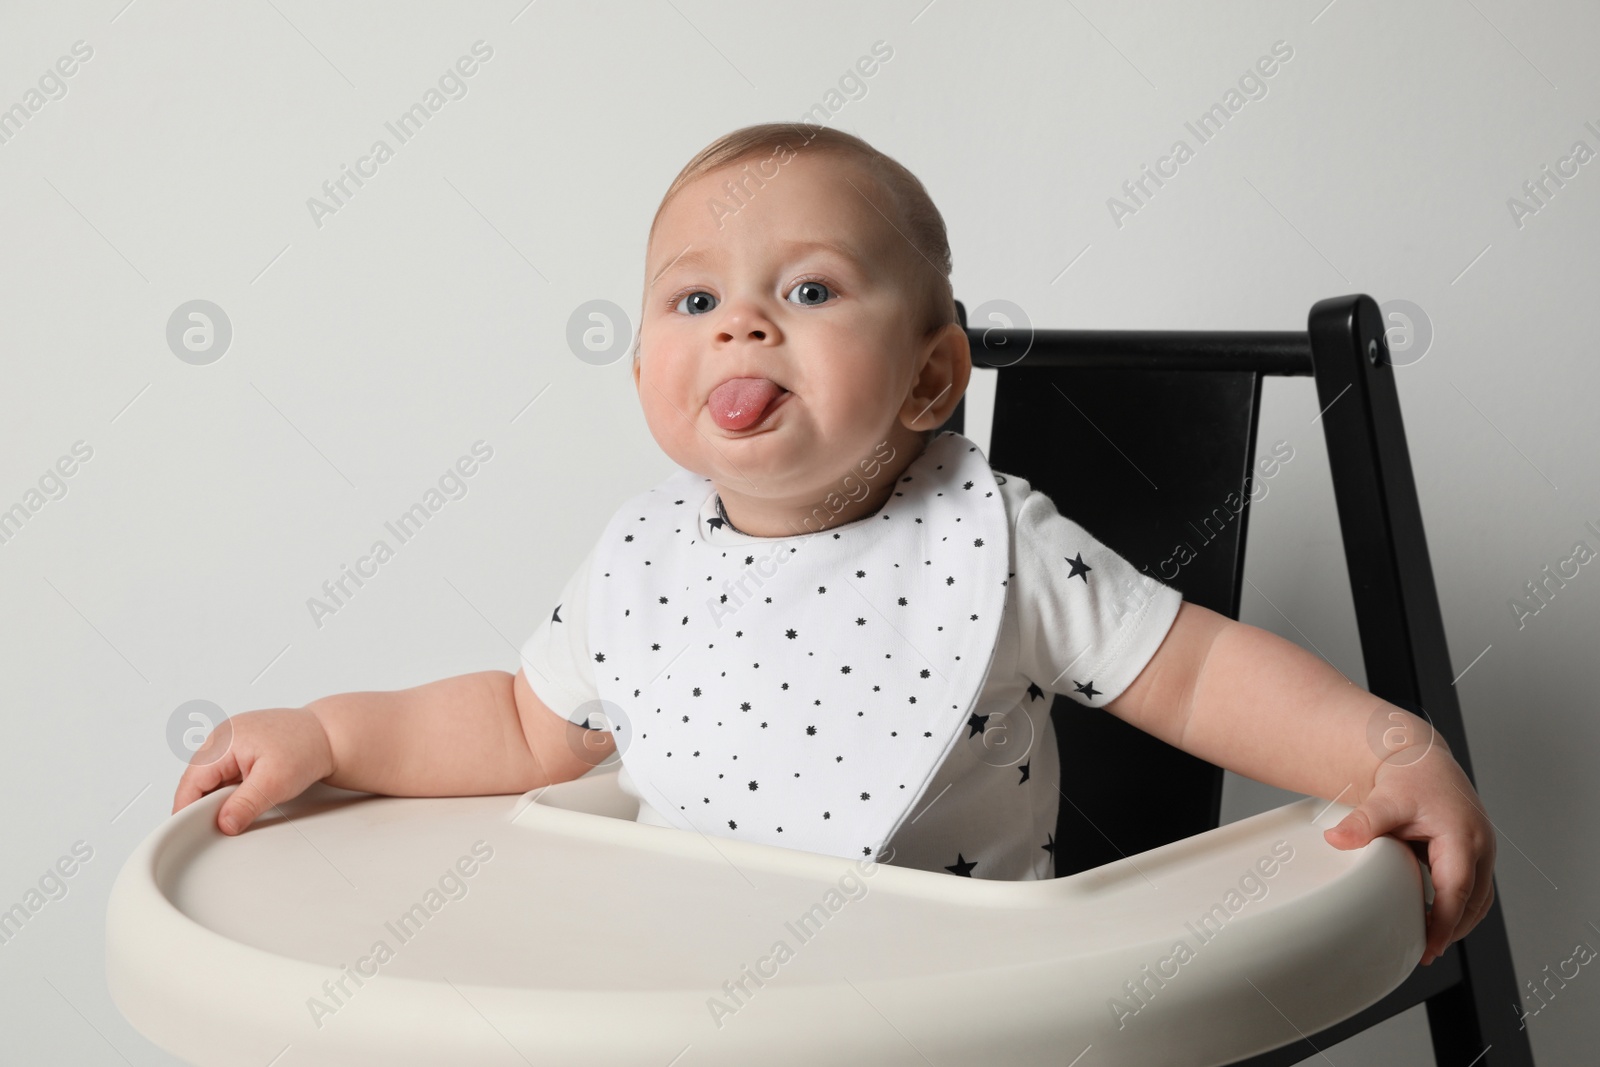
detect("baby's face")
[634,150,950,524]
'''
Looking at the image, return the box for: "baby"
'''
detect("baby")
[173,122,1495,968]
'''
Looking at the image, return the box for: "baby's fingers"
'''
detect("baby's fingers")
[1451,847,1498,949]
[1421,836,1475,965]
[216,758,296,835]
[171,728,241,814]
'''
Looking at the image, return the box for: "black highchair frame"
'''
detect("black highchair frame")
[937,294,1532,1065]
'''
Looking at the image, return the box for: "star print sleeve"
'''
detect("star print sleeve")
[1012,489,1183,708]
[517,542,601,726]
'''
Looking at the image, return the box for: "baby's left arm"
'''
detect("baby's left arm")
[1103,599,1496,968]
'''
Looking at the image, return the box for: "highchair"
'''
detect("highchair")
[106,294,1533,1066]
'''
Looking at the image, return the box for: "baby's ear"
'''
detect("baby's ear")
[900,324,968,433]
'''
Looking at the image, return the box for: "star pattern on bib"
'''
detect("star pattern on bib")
[557,433,1154,881]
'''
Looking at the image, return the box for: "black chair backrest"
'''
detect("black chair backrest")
[994,364,1261,872]
[940,307,1298,872]
[934,294,1535,1066]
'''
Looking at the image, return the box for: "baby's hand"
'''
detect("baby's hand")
[170,707,337,835]
[1322,745,1497,967]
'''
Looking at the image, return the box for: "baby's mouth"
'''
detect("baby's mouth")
[707,377,790,432]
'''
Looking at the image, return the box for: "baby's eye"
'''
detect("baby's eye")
[675,291,718,315]
[786,280,834,307]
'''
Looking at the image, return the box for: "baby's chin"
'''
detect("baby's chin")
[722,443,904,500]
[681,432,818,487]
[655,406,908,487]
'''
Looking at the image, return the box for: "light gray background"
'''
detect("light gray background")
[1,0,1594,1063]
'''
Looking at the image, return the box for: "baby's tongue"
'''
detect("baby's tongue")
[708,377,783,431]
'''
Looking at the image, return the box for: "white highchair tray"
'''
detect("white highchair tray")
[108,766,1426,1066]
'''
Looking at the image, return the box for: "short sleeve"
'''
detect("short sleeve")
[1012,489,1183,708]
[518,543,600,725]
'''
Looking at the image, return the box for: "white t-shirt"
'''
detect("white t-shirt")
[519,461,1183,881]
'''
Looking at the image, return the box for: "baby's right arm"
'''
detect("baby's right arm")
[170,669,614,835]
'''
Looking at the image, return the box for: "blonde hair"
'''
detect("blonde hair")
[636,123,956,446]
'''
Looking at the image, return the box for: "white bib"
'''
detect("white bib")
[586,431,1009,862]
